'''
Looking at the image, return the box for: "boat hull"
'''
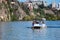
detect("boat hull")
[32,26,41,29]
[32,24,47,29]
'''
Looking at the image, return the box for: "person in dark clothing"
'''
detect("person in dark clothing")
[32,20,36,26]
[32,20,39,26]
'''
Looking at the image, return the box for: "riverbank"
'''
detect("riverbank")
[0,0,60,21]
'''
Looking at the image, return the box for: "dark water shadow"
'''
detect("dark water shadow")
[47,26,60,28]
[27,25,60,29]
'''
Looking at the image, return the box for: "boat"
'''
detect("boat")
[32,18,47,29]
[32,23,46,29]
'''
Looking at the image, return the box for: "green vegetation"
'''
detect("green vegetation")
[11,14,18,21]
[7,0,18,21]
[45,14,57,20]
[23,15,35,21]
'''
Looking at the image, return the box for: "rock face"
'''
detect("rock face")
[44,9,55,14]
[0,0,59,21]
[0,0,26,21]
[0,0,8,21]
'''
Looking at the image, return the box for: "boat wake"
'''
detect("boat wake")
[47,25,60,28]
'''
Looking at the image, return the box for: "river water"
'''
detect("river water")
[0,21,60,40]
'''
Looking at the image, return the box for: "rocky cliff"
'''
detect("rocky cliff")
[0,0,26,21]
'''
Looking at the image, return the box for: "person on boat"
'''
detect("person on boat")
[41,18,47,27]
[32,20,40,26]
[41,18,46,24]
[42,18,46,22]
[32,20,36,26]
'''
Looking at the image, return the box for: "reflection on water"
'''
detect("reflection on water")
[0,21,60,40]
[32,28,47,34]
[32,28,47,40]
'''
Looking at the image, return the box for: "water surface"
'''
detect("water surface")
[0,21,60,40]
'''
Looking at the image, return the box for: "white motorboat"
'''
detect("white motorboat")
[32,23,46,29]
[32,18,47,29]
